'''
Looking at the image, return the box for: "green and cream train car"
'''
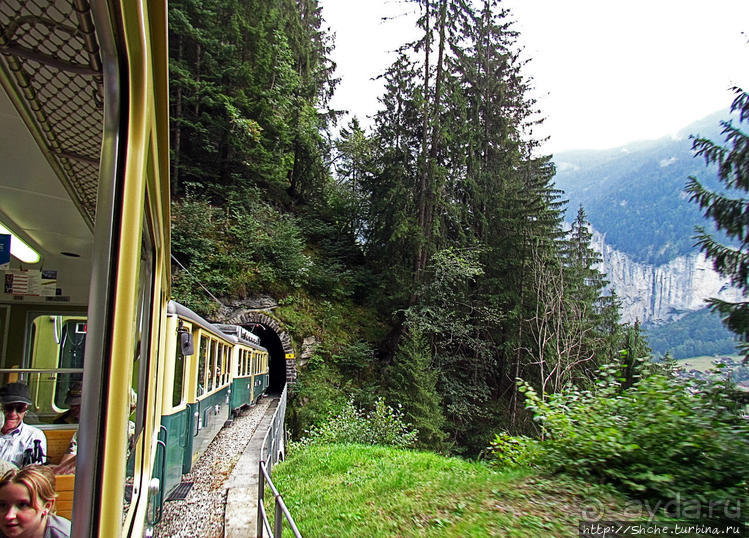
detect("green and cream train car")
[158,302,269,500]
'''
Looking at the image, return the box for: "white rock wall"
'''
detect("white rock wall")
[591,231,743,323]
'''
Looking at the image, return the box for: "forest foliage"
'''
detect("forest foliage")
[166,0,744,465]
[492,362,749,516]
[686,87,749,360]
[644,308,738,360]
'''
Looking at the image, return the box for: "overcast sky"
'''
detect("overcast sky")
[320,0,749,154]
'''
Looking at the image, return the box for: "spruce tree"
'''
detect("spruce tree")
[686,87,749,358]
[386,329,447,450]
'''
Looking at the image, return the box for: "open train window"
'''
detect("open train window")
[54,319,86,409]
[216,342,224,387]
[198,336,208,396]
[172,323,188,408]
[222,344,229,385]
[207,339,215,392]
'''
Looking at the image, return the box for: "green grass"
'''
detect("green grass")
[264,444,631,537]
[677,354,742,372]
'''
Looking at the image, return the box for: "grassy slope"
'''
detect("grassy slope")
[267,444,631,537]
[677,354,742,372]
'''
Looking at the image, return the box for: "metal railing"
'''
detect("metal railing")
[257,385,301,537]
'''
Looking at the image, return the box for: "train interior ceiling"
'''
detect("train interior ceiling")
[0,81,95,374]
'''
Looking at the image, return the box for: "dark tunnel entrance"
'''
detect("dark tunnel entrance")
[248,324,286,394]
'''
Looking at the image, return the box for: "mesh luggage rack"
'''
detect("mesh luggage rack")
[0,0,105,227]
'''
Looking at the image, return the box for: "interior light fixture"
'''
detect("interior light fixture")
[0,221,41,264]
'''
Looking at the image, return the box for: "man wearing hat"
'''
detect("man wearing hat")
[0,383,47,467]
[54,383,82,424]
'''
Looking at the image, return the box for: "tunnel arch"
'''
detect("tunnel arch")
[224,311,296,392]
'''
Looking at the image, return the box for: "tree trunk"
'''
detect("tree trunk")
[420,0,448,274]
[171,33,184,198]
[415,0,431,290]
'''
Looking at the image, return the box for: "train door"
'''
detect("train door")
[24,314,86,420]
[159,315,192,498]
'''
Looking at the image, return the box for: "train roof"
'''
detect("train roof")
[167,301,266,350]
[214,324,260,345]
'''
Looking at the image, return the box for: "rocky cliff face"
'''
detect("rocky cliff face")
[591,231,743,323]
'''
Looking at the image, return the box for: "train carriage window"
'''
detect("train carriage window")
[213,340,219,389]
[207,339,215,392]
[223,345,229,384]
[220,343,226,385]
[20,313,86,421]
[215,342,222,388]
[216,341,221,386]
[198,335,208,396]
[172,325,187,408]
[218,344,224,385]
[209,342,216,391]
[217,341,223,386]
[54,319,86,409]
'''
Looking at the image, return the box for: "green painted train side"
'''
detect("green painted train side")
[190,386,232,466]
[231,376,254,410]
[159,408,190,498]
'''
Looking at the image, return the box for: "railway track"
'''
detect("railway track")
[154,396,278,537]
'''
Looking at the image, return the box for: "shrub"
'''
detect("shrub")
[487,431,539,468]
[517,365,749,516]
[294,398,418,449]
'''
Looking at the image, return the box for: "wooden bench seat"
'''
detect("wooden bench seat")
[41,429,76,520]
[54,473,74,520]
[42,428,76,465]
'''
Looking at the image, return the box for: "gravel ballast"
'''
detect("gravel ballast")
[154,397,273,538]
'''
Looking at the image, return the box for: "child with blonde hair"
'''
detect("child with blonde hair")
[0,465,70,537]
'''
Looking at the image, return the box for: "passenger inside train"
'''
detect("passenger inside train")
[53,385,82,425]
[0,384,47,468]
[0,465,71,538]
[53,434,76,476]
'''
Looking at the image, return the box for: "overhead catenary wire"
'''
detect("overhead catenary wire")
[170,254,224,307]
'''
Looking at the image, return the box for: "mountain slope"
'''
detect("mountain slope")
[553,110,730,266]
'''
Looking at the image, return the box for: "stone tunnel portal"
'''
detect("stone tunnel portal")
[227,311,296,394]
[252,324,286,394]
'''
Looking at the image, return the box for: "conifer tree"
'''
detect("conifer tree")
[332,118,374,240]
[686,87,749,358]
[386,329,447,450]
[168,0,336,205]
[562,205,614,374]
